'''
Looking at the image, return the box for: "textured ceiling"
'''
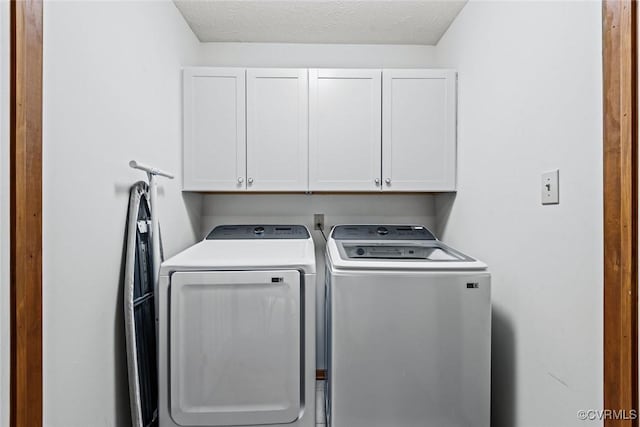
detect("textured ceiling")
[173,0,467,45]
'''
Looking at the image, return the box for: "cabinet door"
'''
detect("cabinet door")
[309,69,382,191]
[382,69,457,191]
[183,68,246,191]
[246,69,308,191]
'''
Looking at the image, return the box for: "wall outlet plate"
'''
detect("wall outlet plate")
[541,169,559,205]
[314,213,325,230]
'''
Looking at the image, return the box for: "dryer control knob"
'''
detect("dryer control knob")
[356,247,365,256]
[377,226,389,235]
[254,226,265,234]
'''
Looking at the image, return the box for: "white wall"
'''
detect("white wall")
[199,42,436,68]
[435,1,602,426]
[0,1,10,426]
[42,1,202,426]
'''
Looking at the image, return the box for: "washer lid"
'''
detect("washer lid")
[331,224,436,240]
[326,230,487,271]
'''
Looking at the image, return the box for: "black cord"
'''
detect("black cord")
[318,226,328,242]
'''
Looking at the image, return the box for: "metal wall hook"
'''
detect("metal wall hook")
[129,160,174,289]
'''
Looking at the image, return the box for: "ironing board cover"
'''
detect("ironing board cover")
[124,181,161,427]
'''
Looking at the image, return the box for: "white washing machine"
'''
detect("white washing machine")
[158,225,316,427]
[325,225,491,427]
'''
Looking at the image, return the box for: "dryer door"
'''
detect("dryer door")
[169,270,302,426]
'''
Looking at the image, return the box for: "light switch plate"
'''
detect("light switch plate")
[541,169,559,205]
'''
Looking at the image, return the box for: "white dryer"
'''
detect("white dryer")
[325,225,490,427]
[158,225,316,427]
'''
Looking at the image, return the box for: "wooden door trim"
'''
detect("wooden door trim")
[10,0,43,426]
[603,1,638,425]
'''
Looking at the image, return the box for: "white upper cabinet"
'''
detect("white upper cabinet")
[309,69,382,191]
[382,69,457,191]
[183,67,246,191]
[246,69,309,191]
[183,67,456,192]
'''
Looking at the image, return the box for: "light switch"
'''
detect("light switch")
[541,169,559,205]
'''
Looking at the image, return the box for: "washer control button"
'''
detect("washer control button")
[254,226,265,234]
[356,247,365,256]
[376,226,389,235]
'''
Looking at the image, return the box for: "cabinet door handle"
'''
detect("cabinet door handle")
[375,178,381,186]
[385,178,391,185]
[237,177,244,184]
[248,177,254,184]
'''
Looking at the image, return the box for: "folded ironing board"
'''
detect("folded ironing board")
[124,181,160,427]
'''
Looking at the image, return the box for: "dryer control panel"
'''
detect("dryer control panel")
[206,225,310,240]
[332,225,436,240]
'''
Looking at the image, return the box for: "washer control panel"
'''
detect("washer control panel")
[332,225,436,240]
[344,245,431,259]
[207,225,310,240]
